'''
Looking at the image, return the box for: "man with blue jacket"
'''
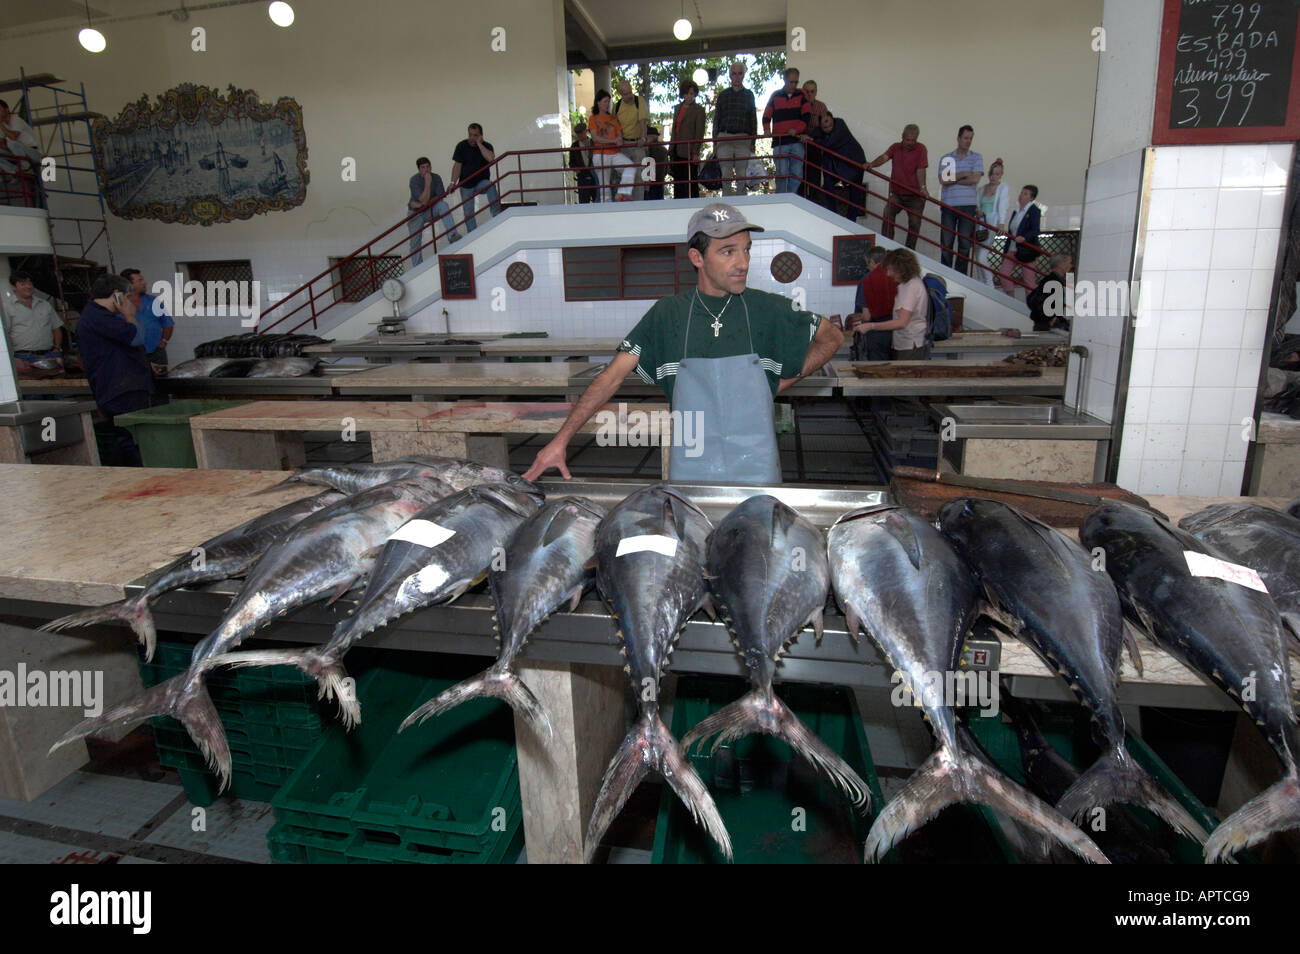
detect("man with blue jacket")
[79,273,152,466]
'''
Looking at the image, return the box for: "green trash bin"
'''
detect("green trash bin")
[114,399,250,468]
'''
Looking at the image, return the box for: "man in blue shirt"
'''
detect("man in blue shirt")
[121,268,173,365]
[79,273,153,466]
[938,125,983,276]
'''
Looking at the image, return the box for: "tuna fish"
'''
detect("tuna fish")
[1080,501,1300,863]
[1288,498,1300,522]
[1179,502,1300,644]
[585,484,731,863]
[937,498,1205,843]
[214,483,543,730]
[165,357,234,378]
[410,496,607,739]
[38,491,343,661]
[254,455,541,499]
[681,495,870,810]
[244,357,322,378]
[49,477,452,786]
[827,503,1108,864]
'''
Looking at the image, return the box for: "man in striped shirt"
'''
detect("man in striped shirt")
[938,125,983,275]
[763,69,811,195]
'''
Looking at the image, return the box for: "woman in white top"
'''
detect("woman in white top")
[974,158,1010,287]
[860,248,929,359]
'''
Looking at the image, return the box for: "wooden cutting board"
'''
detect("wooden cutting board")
[850,362,1042,379]
[891,474,1152,527]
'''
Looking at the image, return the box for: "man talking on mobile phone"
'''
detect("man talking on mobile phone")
[78,273,153,466]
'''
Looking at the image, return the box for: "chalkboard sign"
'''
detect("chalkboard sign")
[1154,0,1300,144]
[438,254,476,300]
[831,233,877,286]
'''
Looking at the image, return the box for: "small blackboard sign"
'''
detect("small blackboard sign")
[438,254,476,299]
[831,233,877,286]
[1154,0,1300,144]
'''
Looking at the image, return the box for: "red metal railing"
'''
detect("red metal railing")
[258,135,1053,334]
[0,155,42,207]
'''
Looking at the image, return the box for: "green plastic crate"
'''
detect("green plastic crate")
[652,675,885,864]
[270,665,521,864]
[964,701,1241,864]
[139,640,328,807]
[115,399,249,468]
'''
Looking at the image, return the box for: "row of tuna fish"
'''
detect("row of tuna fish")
[41,459,1300,863]
[166,356,323,378]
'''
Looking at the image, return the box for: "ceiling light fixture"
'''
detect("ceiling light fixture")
[673,0,692,40]
[692,67,708,87]
[78,0,106,52]
[268,1,295,27]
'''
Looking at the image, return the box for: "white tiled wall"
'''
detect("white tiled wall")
[1116,143,1290,496]
[1070,149,1143,423]
[406,238,858,339]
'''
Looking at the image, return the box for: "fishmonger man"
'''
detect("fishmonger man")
[523,203,843,484]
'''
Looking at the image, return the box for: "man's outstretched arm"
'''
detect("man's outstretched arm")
[523,350,641,480]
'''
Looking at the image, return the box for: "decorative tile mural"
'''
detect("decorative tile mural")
[93,84,309,227]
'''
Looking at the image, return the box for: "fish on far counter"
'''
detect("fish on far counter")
[1081,500,1300,863]
[827,503,1108,864]
[682,495,870,811]
[585,484,731,863]
[164,357,232,378]
[244,357,323,378]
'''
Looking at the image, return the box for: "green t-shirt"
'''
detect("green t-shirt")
[617,288,823,402]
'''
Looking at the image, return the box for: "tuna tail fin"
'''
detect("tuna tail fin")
[38,595,157,662]
[1057,746,1208,845]
[47,674,232,788]
[402,664,552,740]
[864,735,1109,864]
[584,711,731,864]
[1204,772,1300,863]
[681,687,870,812]
[206,648,358,729]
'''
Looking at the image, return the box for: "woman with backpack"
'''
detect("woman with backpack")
[857,248,930,359]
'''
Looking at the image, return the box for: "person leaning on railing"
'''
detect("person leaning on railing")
[858,248,929,361]
[763,68,811,195]
[997,184,1043,297]
[866,125,929,250]
[803,109,865,220]
[713,60,758,197]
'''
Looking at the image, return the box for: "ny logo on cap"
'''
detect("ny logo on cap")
[710,208,730,221]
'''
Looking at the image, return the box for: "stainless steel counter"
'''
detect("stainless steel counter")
[929,402,1112,440]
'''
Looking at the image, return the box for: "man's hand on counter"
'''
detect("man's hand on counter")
[523,437,571,481]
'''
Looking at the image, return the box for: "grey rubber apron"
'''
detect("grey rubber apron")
[668,292,782,485]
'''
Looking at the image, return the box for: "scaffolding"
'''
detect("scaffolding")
[0,68,115,317]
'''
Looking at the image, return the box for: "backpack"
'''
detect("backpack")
[922,274,952,343]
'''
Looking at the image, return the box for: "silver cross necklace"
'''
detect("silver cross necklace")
[694,289,733,337]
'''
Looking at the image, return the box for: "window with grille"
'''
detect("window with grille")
[327,256,406,303]
[182,260,254,285]
[563,244,696,301]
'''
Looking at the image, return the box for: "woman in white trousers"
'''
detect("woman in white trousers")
[588,90,635,201]
[975,158,1010,287]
